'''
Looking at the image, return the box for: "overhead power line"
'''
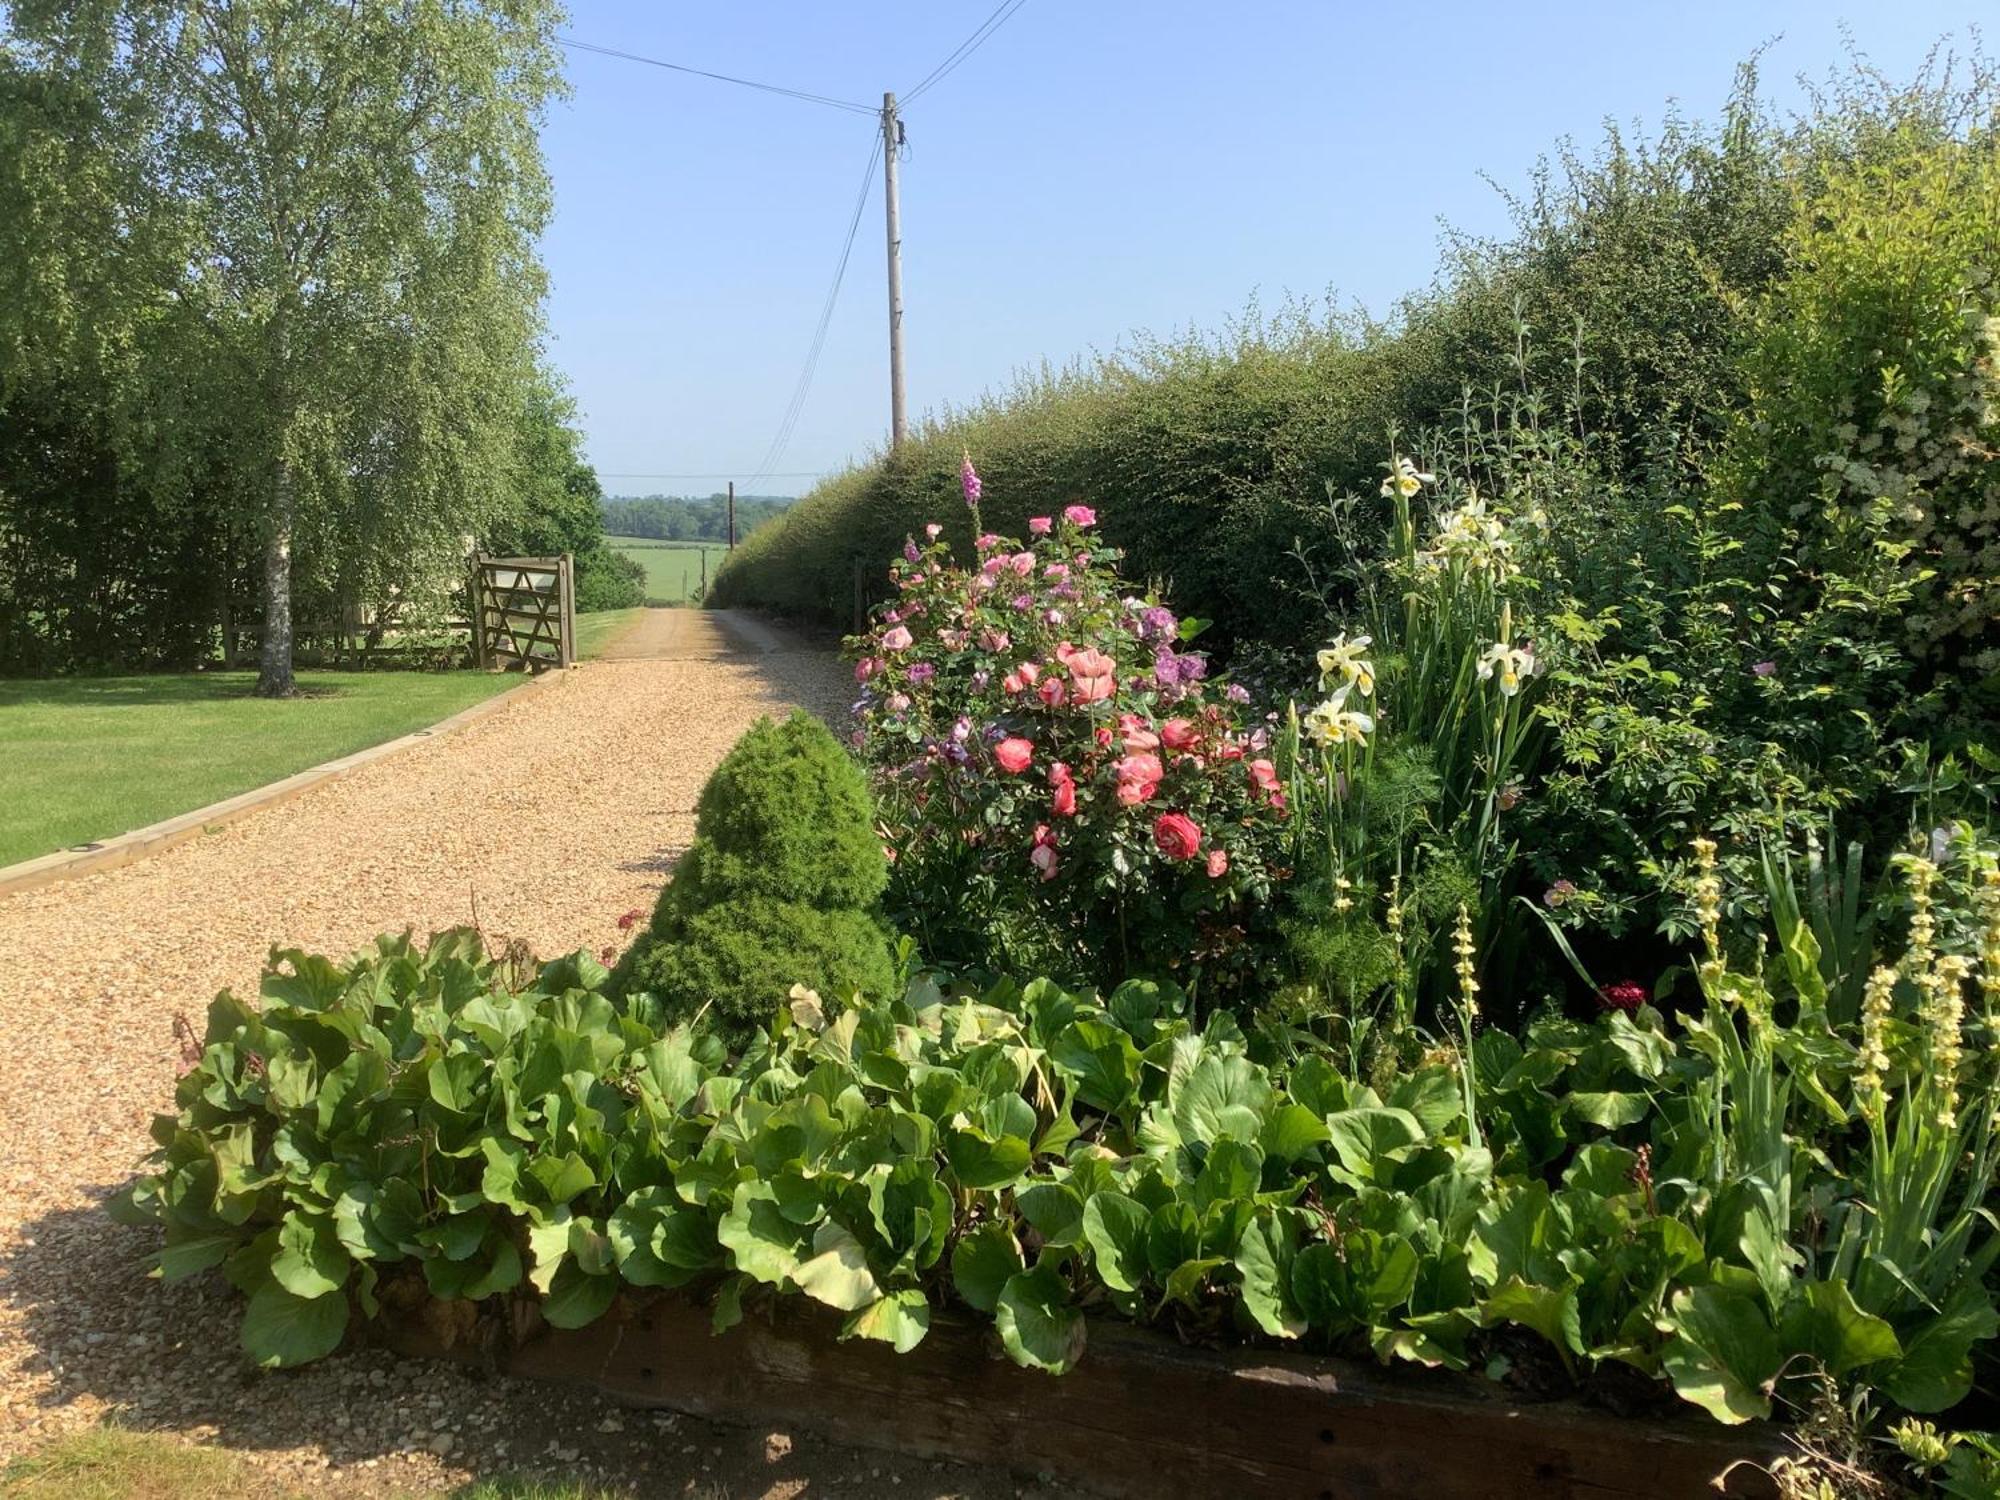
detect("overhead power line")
[599,471,834,480]
[903,0,1028,105]
[556,35,877,116]
[743,129,883,492]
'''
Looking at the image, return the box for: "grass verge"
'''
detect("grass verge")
[573,607,643,660]
[0,1428,664,1500]
[0,669,514,867]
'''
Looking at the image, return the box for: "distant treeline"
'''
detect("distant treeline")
[599,493,794,542]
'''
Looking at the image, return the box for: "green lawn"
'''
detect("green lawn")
[0,669,515,867]
[607,538,733,604]
[573,606,642,659]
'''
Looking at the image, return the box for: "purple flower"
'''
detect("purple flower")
[1139,605,1178,644]
[1010,594,1034,612]
[950,716,972,743]
[961,452,983,508]
[907,662,936,684]
[1544,879,1578,909]
[903,539,921,563]
[1226,683,1250,704]
[971,669,990,690]
[1751,660,1777,678]
[1043,608,1065,625]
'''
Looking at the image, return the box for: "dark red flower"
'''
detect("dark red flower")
[616,908,644,932]
[1598,980,1647,1013]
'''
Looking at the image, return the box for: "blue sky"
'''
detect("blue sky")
[540,2,1988,497]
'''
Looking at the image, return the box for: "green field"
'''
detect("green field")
[0,669,516,867]
[608,538,733,604]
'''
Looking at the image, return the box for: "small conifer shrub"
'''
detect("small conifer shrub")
[612,711,894,1042]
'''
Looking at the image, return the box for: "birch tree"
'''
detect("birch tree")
[2,0,562,694]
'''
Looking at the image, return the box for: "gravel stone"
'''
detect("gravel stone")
[0,612,1015,1497]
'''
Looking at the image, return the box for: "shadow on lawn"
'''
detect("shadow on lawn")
[1,1193,1011,1500]
[0,674,352,711]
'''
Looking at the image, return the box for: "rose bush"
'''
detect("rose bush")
[845,469,1285,999]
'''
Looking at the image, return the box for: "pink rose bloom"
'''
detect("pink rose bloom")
[925,522,943,539]
[1030,823,1059,881]
[994,737,1034,774]
[887,693,911,713]
[1117,713,1160,752]
[977,533,1003,551]
[1153,812,1202,861]
[1205,848,1229,878]
[881,625,913,652]
[1009,551,1036,577]
[1028,516,1053,535]
[1018,661,1041,684]
[1064,504,1097,527]
[1115,752,1164,805]
[1002,672,1024,695]
[1066,648,1117,704]
[1049,762,1077,816]
[1160,718,1198,751]
[854,656,884,682]
[980,628,1012,652]
[939,629,967,650]
[1247,758,1282,797]
[1037,675,1067,708]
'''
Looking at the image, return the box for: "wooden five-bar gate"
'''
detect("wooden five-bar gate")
[470,554,574,671]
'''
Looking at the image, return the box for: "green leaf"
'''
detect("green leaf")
[944,1127,1031,1190]
[1016,1182,1085,1248]
[1562,1091,1651,1130]
[1235,1212,1304,1338]
[951,1222,1024,1314]
[1778,1279,1900,1377]
[1081,1191,1150,1294]
[718,1182,810,1287]
[241,1282,348,1368]
[1172,1055,1273,1147]
[543,1260,617,1329]
[1657,1286,1782,1424]
[1481,1275,1584,1362]
[1259,1104,1330,1165]
[1879,1288,2000,1414]
[157,1225,240,1282]
[1051,1020,1143,1114]
[271,1210,349,1299]
[1322,1108,1424,1185]
[994,1263,1086,1374]
[793,1222,881,1312]
[842,1288,932,1353]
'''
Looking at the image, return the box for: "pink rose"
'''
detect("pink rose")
[1009,551,1036,576]
[1066,647,1117,704]
[1002,672,1023,695]
[980,629,1012,652]
[1247,758,1281,798]
[1153,812,1202,861]
[1160,718,1198,751]
[1205,848,1229,878]
[1118,713,1159,752]
[1050,762,1077,817]
[925,522,943,539]
[881,625,913,652]
[1028,516,1053,535]
[994,738,1034,774]
[1037,675,1068,708]
[1030,823,1059,881]
[1115,752,1163,805]
[1064,504,1097,527]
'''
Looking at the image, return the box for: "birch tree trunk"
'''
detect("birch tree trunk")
[255,456,297,696]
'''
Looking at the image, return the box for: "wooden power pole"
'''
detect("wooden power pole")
[727,480,736,551]
[882,91,907,448]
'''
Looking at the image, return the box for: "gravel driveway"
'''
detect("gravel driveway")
[0,613,1015,1498]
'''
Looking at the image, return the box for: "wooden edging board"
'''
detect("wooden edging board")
[0,668,568,900]
[384,1289,1785,1499]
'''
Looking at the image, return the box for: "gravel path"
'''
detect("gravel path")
[0,615,1016,1498]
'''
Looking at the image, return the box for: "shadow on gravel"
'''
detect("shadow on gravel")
[2,1196,1016,1498]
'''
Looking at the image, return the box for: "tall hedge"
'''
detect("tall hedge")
[710,64,1873,654]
